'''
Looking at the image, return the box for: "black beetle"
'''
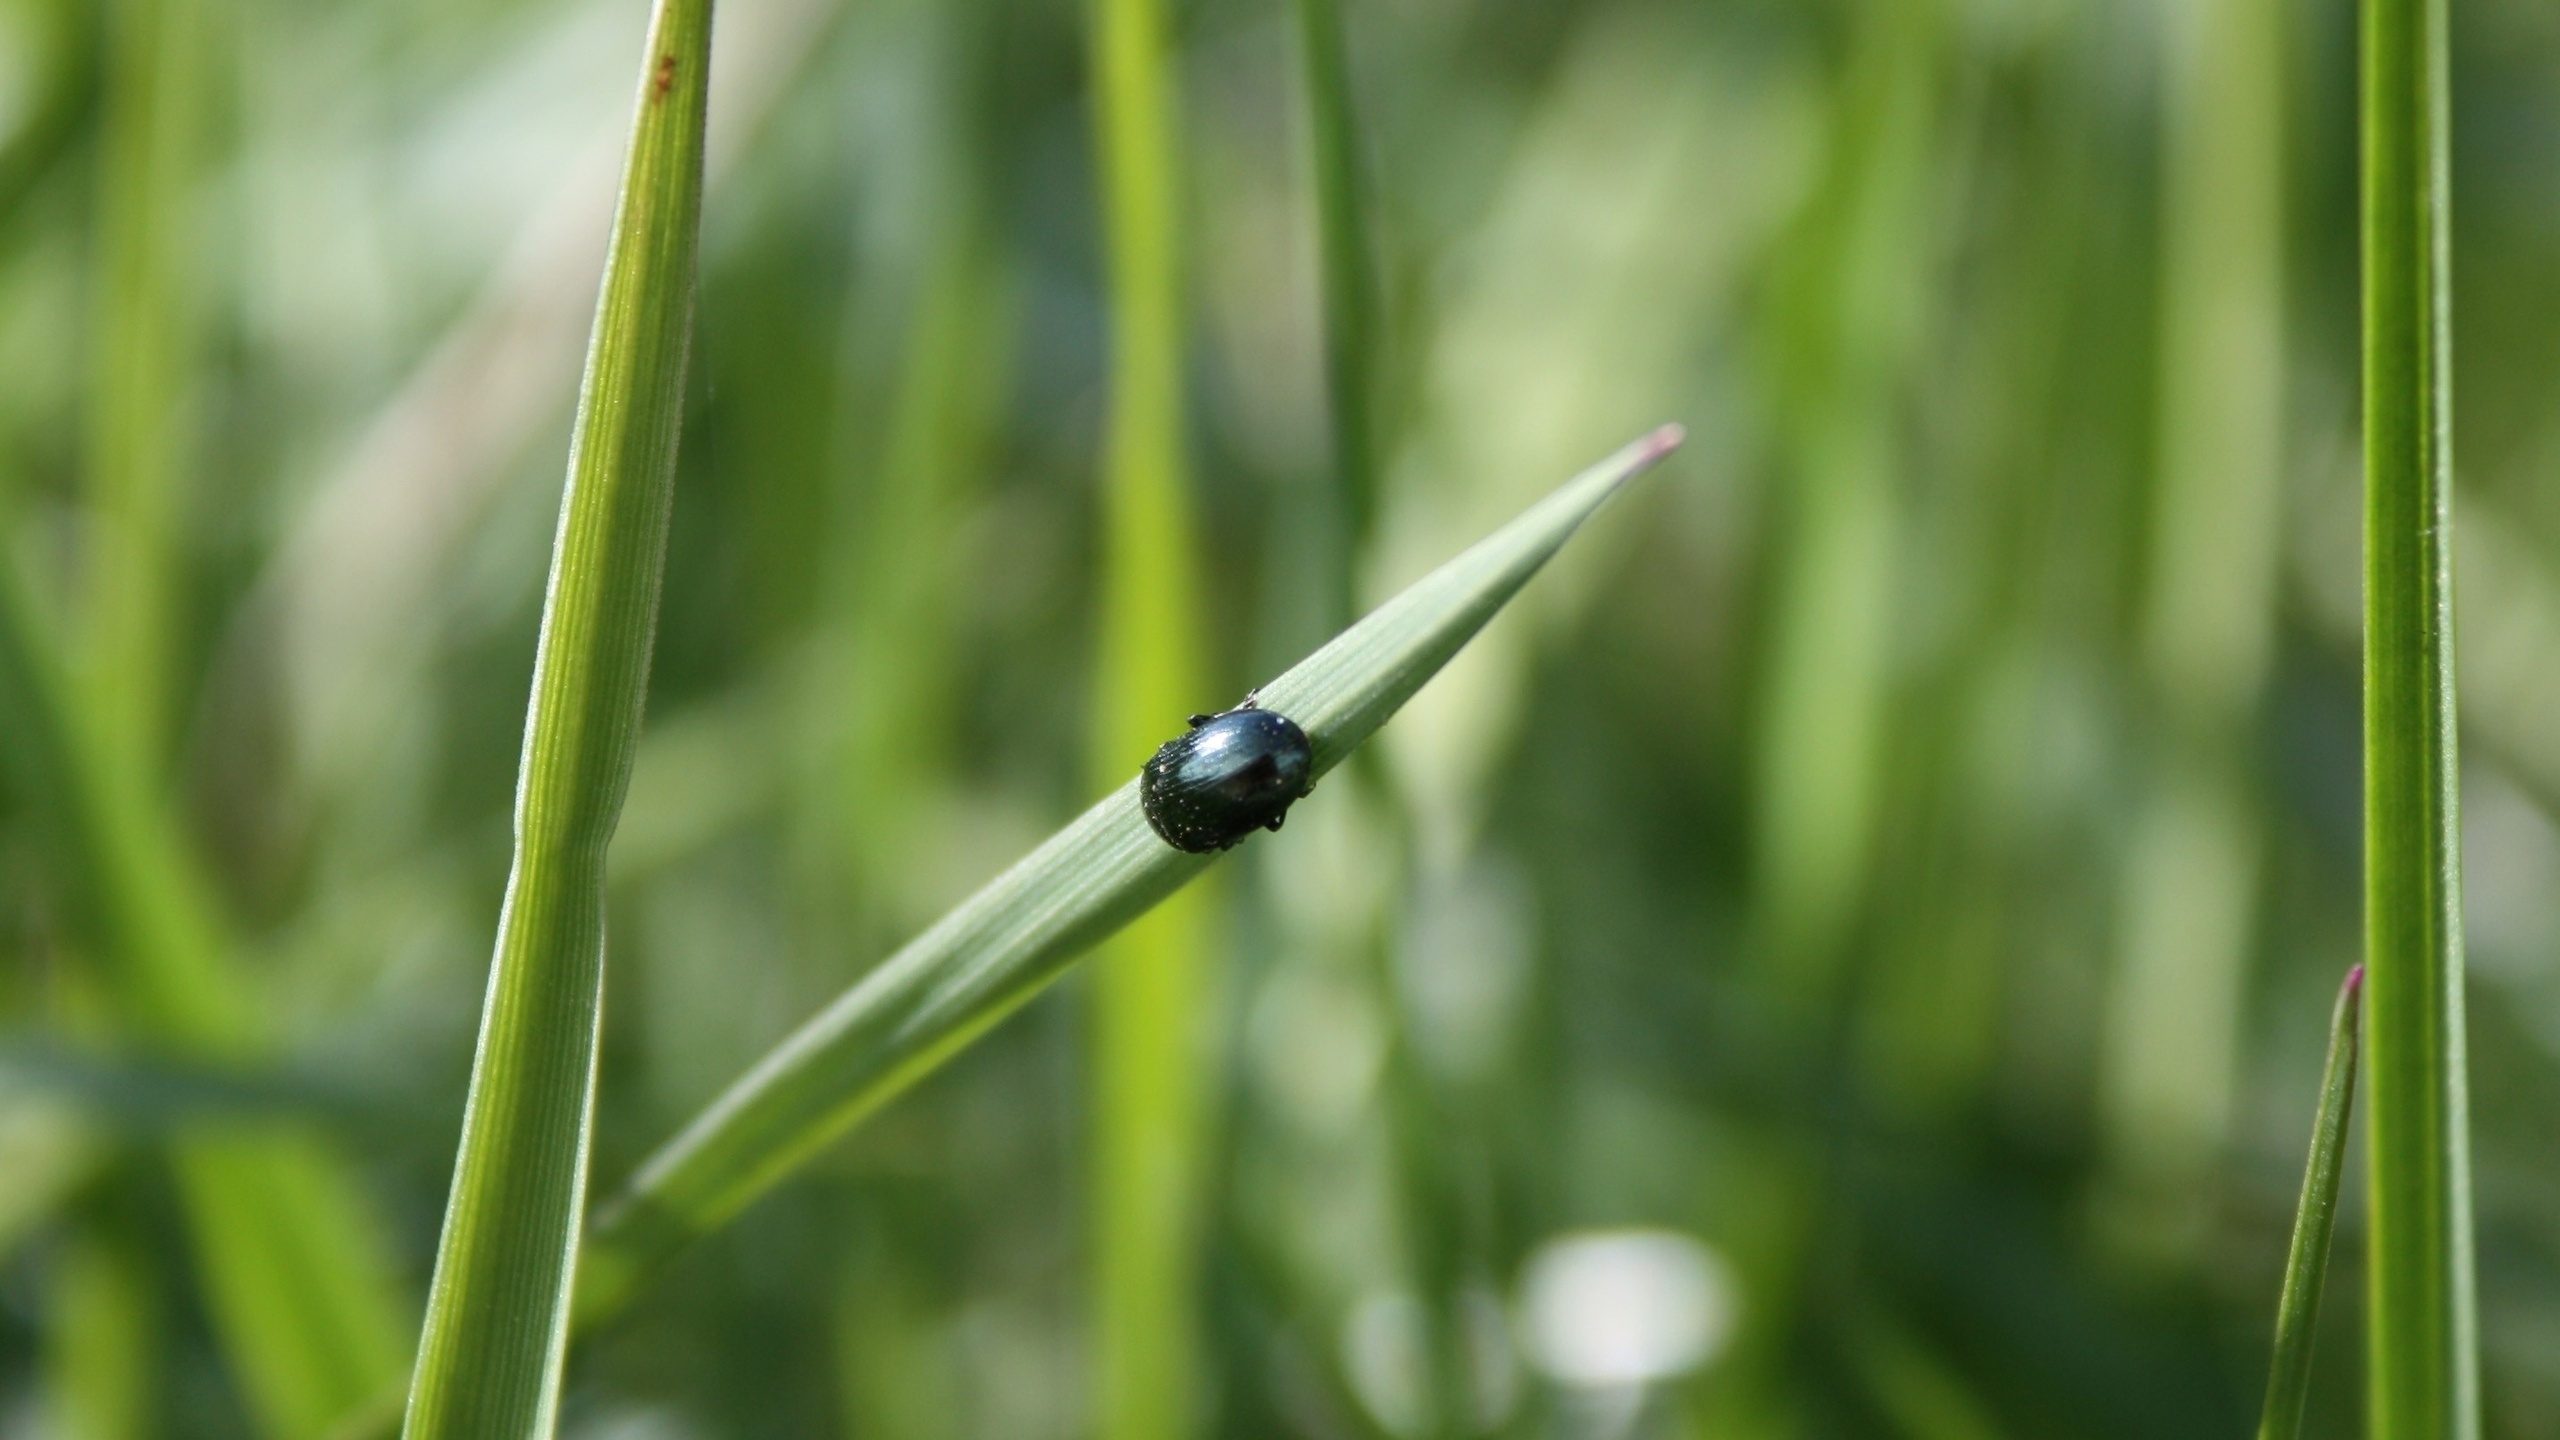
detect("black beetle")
[1139,704,1315,852]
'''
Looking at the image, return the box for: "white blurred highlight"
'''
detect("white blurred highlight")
[1516,1228,1736,1389]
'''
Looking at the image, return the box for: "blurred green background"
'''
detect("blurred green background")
[0,0,2557,1433]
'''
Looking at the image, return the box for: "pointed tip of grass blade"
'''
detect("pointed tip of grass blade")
[2257,963,2366,1440]
[1259,423,1680,770]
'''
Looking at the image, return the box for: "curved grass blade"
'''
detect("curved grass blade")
[399,0,712,1433]
[2257,966,2364,1440]
[577,424,1685,1319]
[2358,0,2476,1425]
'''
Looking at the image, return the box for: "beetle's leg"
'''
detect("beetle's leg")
[1188,714,1214,728]
[1239,688,1261,710]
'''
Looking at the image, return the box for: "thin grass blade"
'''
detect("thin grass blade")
[577,424,1685,1319]
[400,0,712,1433]
[2257,965,2364,1440]
[2358,0,2476,1425]
[85,0,204,768]
[1294,0,1379,605]
[1085,0,1208,1425]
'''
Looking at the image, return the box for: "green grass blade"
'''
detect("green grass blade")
[48,1212,158,1440]
[2258,966,2364,1440]
[2359,0,2476,1423]
[399,0,712,1432]
[577,425,1684,1320]
[0,0,96,236]
[817,199,1011,931]
[86,0,205,767]
[1753,0,1938,998]
[0,547,410,1440]
[2096,0,2285,1257]
[1294,0,1379,598]
[1086,0,1206,1426]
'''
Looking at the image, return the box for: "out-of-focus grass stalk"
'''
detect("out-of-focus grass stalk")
[400,0,711,1431]
[1752,0,1936,999]
[21,7,423,1400]
[2095,0,2284,1255]
[1086,0,1207,1429]
[2359,0,2476,1421]
[0,556,409,1440]
[1294,0,1378,610]
[819,121,1012,933]
[1847,1309,2002,1440]
[0,0,95,235]
[1287,10,1470,1428]
[47,1213,157,1440]
[2257,966,2363,1440]
[84,0,202,767]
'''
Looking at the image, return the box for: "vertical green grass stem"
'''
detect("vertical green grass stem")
[85,0,202,767]
[2257,966,2363,1440]
[1294,0,1378,600]
[401,0,712,1432]
[1753,0,1937,998]
[1088,0,1207,1426]
[2359,0,2476,1421]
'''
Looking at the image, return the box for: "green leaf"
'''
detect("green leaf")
[577,424,1685,1321]
[399,0,712,1433]
[2358,0,2477,1425]
[2257,966,2364,1440]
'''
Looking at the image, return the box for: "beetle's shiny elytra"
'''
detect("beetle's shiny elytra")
[1139,706,1315,853]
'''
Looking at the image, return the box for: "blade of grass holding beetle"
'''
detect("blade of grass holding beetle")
[577,425,1684,1321]
[1086,0,1209,1428]
[0,557,411,1440]
[400,0,710,1432]
[2258,966,2364,1440]
[2359,0,2478,1425]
